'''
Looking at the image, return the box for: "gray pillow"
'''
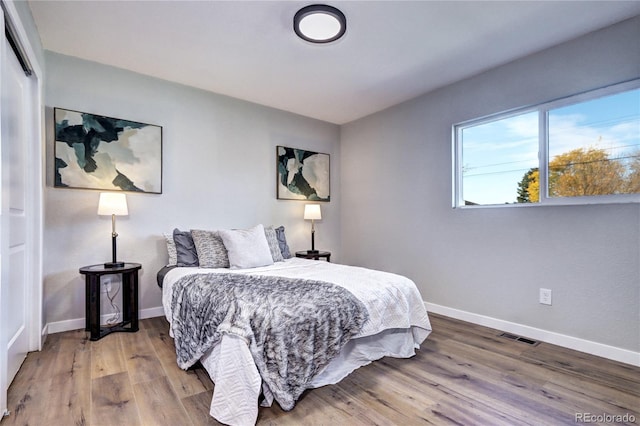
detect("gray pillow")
[191,229,230,268]
[275,226,292,259]
[264,226,284,262]
[173,229,199,267]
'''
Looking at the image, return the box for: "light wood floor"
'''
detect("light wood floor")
[2,313,638,425]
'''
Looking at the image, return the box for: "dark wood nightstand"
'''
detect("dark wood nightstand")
[295,251,331,262]
[79,262,141,341]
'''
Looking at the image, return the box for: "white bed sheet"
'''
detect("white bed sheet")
[162,258,432,426]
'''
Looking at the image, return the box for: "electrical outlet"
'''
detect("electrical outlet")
[539,288,552,305]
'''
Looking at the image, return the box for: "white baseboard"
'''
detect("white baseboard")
[40,323,48,350]
[426,302,640,367]
[45,306,165,335]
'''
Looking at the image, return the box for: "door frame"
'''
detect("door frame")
[0,0,43,417]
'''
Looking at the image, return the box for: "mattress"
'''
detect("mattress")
[162,258,432,425]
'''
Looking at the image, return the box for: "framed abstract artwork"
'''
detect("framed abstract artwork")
[54,108,162,193]
[277,146,330,201]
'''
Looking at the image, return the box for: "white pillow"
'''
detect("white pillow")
[218,224,274,269]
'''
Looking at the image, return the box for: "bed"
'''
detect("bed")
[159,225,432,425]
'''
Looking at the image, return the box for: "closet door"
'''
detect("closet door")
[0,10,32,415]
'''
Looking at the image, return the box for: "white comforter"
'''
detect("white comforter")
[162,258,431,425]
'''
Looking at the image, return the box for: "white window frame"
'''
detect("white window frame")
[453,79,640,208]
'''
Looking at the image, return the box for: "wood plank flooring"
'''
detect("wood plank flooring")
[2,313,638,425]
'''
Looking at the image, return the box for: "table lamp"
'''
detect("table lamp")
[98,192,128,268]
[304,204,321,254]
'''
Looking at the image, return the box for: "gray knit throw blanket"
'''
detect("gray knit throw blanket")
[170,272,369,410]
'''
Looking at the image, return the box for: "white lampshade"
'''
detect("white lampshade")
[304,204,322,220]
[98,192,129,216]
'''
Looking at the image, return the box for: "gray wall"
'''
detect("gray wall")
[44,52,340,326]
[340,17,640,352]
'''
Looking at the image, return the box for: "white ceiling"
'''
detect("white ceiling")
[28,1,640,124]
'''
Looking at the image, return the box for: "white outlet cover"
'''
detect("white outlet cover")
[539,288,552,305]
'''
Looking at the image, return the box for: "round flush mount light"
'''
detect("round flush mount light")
[294,4,346,44]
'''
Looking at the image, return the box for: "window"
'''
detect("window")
[453,80,640,207]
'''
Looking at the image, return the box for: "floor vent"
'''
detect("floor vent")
[498,332,539,346]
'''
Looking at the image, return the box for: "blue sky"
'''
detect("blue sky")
[461,88,640,205]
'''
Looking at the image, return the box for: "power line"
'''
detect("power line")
[465,144,639,174]
[464,154,639,178]
[551,154,639,169]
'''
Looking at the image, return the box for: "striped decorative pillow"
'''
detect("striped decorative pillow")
[163,232,177,266]
[191,229,230,268]
[264,226,284,262]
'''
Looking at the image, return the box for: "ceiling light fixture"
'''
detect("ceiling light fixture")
[294,4,346,44]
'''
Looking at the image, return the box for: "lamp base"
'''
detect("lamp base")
[104,261,125,268]
[306,249,319,254]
